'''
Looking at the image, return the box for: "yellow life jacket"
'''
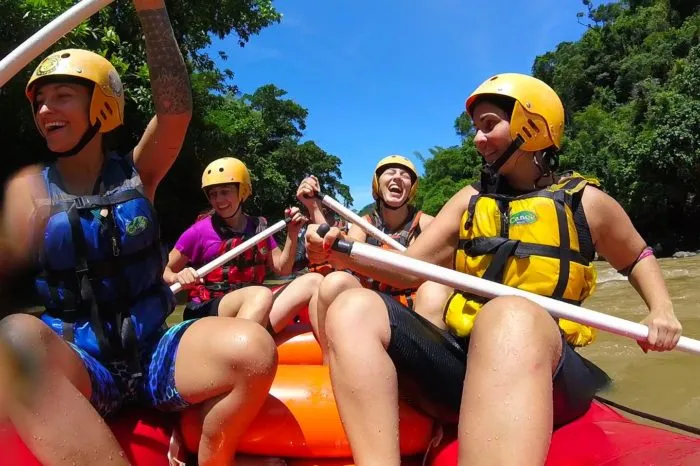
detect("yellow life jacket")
[444,172,599,347]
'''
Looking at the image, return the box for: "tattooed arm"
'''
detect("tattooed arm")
[132,0,192,201]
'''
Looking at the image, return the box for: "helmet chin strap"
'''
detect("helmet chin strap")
[480,136,525,194]
[532,150,559,189]
[48,122,101,159]
[219,202,242,220]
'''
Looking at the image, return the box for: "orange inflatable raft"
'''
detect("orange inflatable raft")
[0,320,435,465]
[275,323,323,365]
[180,322,436,463]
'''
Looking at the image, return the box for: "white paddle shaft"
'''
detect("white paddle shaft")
[0,0,116,87]
[317,193,406,251]
[329,235,700,355]
[170,219,288,294]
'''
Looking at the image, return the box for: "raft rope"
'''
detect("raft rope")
[595,395,700,436]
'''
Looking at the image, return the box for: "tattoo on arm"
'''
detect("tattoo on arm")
[137,8,192,115]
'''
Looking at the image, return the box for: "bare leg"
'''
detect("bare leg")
[325,288,400,466]
[216,286,273,326]
[412,281,453,329]
[268,272,323,333]
[307,271,361,364]
[2,314,128,465]
[173,317,277,466]
[458,296,562,466]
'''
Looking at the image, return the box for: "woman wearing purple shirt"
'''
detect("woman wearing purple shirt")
[164,157,323,332]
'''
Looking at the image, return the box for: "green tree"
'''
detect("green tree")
[1,0,351,244]
[419,0,700,252]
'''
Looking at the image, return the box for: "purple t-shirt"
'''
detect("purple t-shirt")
[174,215,278,267]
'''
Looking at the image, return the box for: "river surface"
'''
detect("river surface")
[577,255,700,433]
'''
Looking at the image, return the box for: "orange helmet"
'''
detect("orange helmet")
[26,49,124,133]
[371,155,418,202]
[201,157,252,201]
[466,73,564,152]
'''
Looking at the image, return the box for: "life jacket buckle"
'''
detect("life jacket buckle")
[72,197,89,210]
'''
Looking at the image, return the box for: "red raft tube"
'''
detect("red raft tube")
[4,323,700,465]
[0,409,173,466]
[428,399,700,466]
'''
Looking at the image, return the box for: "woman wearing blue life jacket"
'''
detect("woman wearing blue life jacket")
[305,73,683,466]
[0,0,277,464]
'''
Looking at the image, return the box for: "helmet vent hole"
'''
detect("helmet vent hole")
[521,126,533,139]
[61,53,70,58]
[207,170,212,174]
[218,167,224,172]
[105,102,113,115]
[100,110,107,120]
[528,119,540,133]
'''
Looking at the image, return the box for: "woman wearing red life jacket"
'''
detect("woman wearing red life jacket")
[297,156,452,361]
[164,157,322,332]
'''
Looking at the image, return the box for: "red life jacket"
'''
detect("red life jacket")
[188,215,271,303]
[357,207,423,309]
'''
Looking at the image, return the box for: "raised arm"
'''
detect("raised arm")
[132,0,193,200]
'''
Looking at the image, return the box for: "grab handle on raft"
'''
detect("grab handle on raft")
[169,217,291,294]
[0,0,116,87]
[313,192,407,251]
[315,224,700,355]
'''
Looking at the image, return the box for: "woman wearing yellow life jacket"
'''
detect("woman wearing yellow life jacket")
[305,73,683,466]
[297,157,450,361]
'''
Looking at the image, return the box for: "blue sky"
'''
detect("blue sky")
[207,0,589,209]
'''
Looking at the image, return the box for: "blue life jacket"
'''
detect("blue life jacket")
[35,153,175,368]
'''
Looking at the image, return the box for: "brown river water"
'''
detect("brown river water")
[577,255,700,433]
[168,255,700,435]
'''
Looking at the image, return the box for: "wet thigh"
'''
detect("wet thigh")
[0,314,93,398]
[169,317,276,404]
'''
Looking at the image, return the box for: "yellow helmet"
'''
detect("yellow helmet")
[371,155,419,202]
[26,49,125,133]
[465,73,564,151]
[201,157,252,201]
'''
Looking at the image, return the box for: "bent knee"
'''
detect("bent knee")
[474,296,561,350]
[320,271,360,300]
[0,314,56,354]
[216,320,277,377]
[299,272,324,289]
[254,286,274,309]
[325,289,389,345]
[251,285,274,301]
[233,286,274,310]
[0,314,89,389]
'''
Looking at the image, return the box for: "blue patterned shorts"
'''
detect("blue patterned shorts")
[70,319,197,417]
